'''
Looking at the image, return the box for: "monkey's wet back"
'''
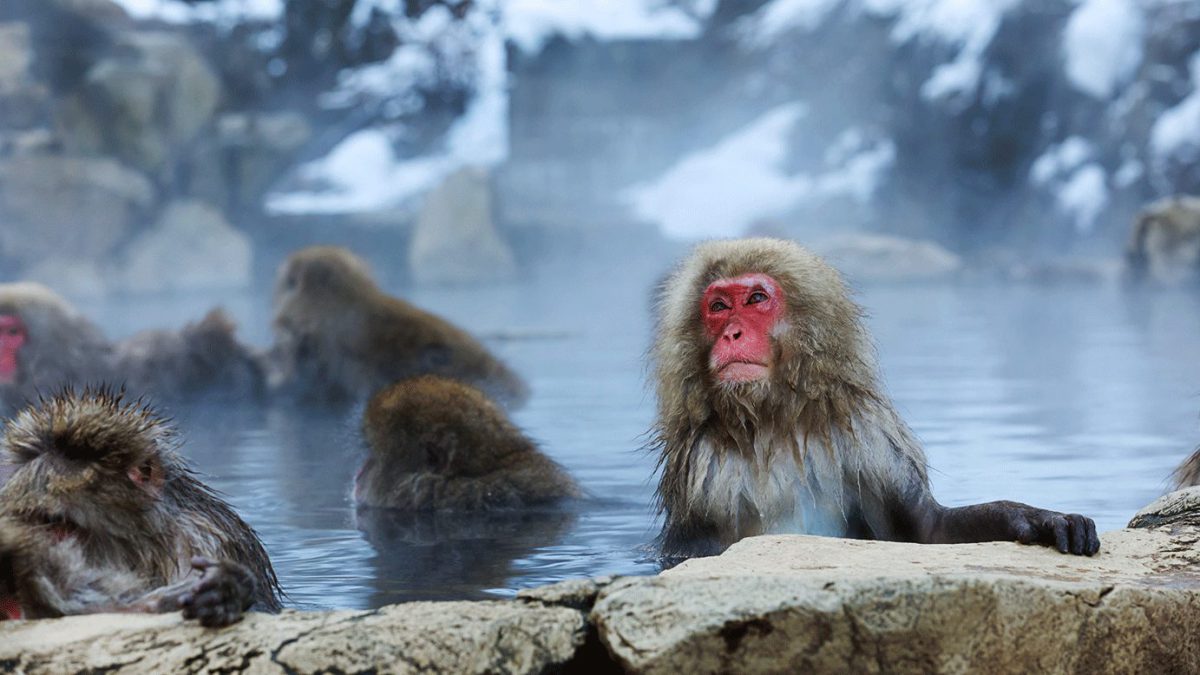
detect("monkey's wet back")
[87,280,1200,610]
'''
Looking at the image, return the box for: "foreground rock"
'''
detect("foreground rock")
[1,600,587,674]
[592,489,1200,674]
[4,489,1200,673]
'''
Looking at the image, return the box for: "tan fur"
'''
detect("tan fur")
[269,246,529,408]
[0,389,282,618]
[1171,447,1200,490]
[652,238,929,555]
[1125,195,1200,285]
[357,376,580,510]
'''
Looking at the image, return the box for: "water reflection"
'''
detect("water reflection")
[354,505,578,604]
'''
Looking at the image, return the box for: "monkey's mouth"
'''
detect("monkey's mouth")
[30,512,83,542]
[714,361,770,383]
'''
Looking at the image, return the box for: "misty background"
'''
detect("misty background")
[1,0,1200,607]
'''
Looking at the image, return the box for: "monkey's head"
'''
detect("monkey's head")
[0,283,107,389]
[361,376,526,479]
[0,389,179,561]
[274,246,377,318]
[655,238,877,430]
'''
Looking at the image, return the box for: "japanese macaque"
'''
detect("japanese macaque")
[355,376,580,510]
[651,239,1100,559]
[1170,448,1200,490]
[0,283,111,412]
[0,283,264,411]
[112,309,266,405]
[0,389,282,625]
[268,246,529,409]
[1125,195,1200,286]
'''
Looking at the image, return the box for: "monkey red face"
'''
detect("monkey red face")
[701,273,785,383]
[0,314,26,385]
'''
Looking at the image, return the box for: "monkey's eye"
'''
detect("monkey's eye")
[709,300,730,312]
[747,291,769,305]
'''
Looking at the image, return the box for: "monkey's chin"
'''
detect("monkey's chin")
[714,362,770,383]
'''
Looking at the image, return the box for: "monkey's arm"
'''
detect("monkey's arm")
[903,487,1100,556]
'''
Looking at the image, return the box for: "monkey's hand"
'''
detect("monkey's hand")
[930,500,1101,556]
[178,556,257,628]
[1006,504,1101,556]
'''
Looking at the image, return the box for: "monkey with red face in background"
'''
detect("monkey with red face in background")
[0,283,112,413]
[269,246,529,409]
[0,389,282,626]
[651,239,1100,560]
[0,283,265,414]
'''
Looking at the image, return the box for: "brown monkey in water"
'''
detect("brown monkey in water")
[0,389,282,625]
[269,246,529,409]
[0,283,112,412]
[356,376,579,510]
[1125,195,1200,286]
[112,309,266,405]
[651,238,1100,559]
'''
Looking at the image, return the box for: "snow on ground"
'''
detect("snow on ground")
[504,0,707,54]
[1062,0,1144,99]
[624,106,895,240]
[112,0,281,24]
[1150,52,1200,164]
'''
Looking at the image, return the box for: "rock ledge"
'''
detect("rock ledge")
[5,489,1200,673]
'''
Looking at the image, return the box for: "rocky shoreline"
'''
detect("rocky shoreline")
[4,488,1200,674]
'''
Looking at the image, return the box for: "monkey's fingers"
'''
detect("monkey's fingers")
[1048,515,1071,554]
[180,560,255,628]
[1067,514,1089,555]
[182,587,244,628]
[1070,514,1101,556]
[1038,512,1100,556]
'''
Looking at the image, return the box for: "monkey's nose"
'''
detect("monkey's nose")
[723,326,742,341]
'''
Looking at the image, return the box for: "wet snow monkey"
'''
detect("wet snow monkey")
[356,376,580,510]
[0,389,282,626]
[269,246,529,409]
[650,239,1100,559]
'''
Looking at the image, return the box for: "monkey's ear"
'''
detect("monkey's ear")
[127,457,165,496]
